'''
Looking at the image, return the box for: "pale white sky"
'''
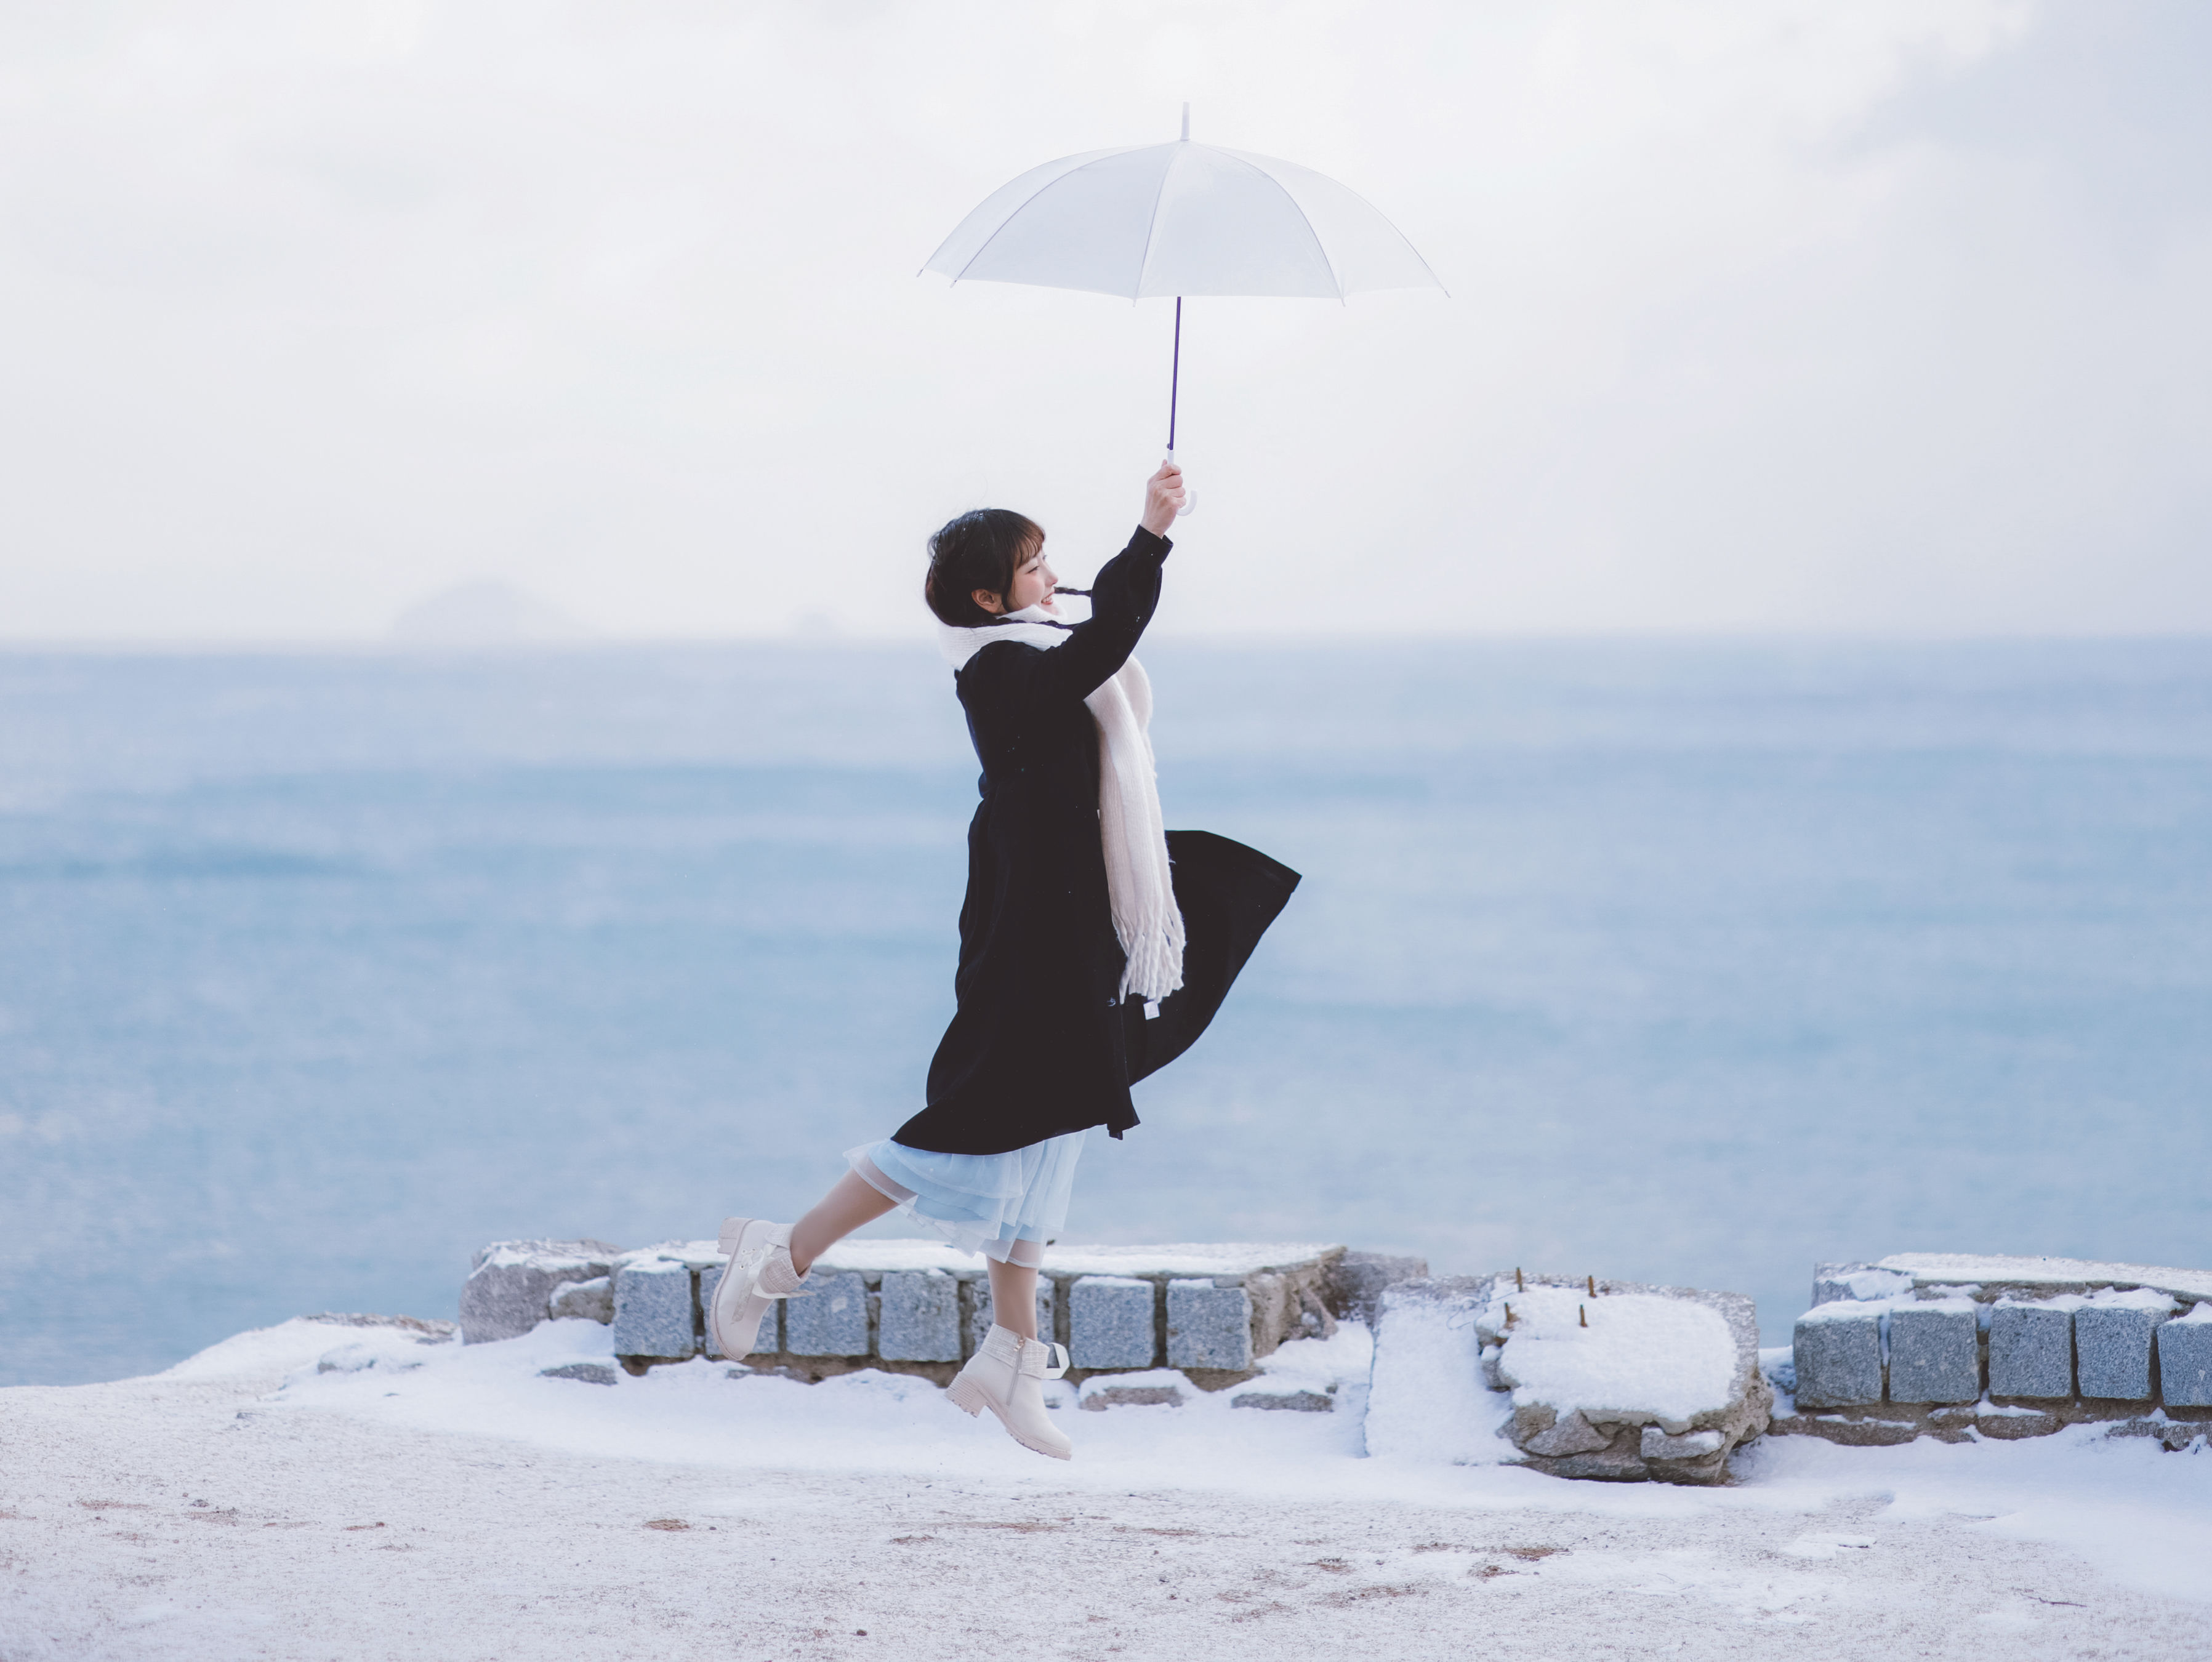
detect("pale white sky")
[2,0,2208,640]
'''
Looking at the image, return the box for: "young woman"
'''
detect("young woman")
[709,460,1298,1459]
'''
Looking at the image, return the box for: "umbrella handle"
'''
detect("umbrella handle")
[1165,449,1197,518]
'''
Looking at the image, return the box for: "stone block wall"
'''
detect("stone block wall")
[1780,1255,2212,1448]
[465,1238,1426,1387]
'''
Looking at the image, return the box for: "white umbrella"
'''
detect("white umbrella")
[923,106,1443,500]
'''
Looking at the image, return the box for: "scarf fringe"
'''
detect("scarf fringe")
[938,608,1186,1003]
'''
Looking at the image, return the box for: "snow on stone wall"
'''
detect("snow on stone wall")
[1780,1254,2212,1449]
[458,1238,1429,1389]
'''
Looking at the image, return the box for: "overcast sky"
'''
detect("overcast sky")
[2,1,2208,640]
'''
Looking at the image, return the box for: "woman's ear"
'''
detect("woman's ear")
[971,588,1005,616]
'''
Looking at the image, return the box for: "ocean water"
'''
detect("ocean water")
[2,638,2208,1387]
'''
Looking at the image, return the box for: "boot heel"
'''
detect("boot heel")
[944,1375,989,1418]
[717,1216,752,1253]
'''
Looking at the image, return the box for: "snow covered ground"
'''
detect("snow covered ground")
[4,1315,2211,1661]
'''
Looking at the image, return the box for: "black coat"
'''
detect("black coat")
[894,527,1300,1157]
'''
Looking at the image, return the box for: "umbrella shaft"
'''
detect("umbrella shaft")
[1168,296,1181,453]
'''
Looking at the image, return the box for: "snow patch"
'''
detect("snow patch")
[1484,1284,1737,1429]
[1364,1285,1514,1464]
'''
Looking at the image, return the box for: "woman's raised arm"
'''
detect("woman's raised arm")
[1018,524,1171,702]
[1022,460,1183,699]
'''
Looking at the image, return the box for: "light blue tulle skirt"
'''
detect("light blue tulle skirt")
[846,1130,1087,1267]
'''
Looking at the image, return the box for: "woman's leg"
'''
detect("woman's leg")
[986,1258,1040,1341]
[947,1255,1069,1459]
[788,1170,896,1275]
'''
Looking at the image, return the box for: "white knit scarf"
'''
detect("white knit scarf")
[936,606,1186,1005]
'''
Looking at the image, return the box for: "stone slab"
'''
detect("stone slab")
[1519,1408,1611,1456]
[539,1362,619,1386]
[1166,1279,1253,1371]
[1641,1427,1724,1460]
[1538,1426,1649,1482]
[611,1258,697,1359]
[549,1276,613,1325]
[1324,1251,1428,1325]
[1976,1407,2061,1439]
[2077,1303,2164,1400]
[1886,1304,1979,1405]
[460,1239,622,1344]
[1988,1301,2073,1399]
[1079,1383,1184,1410]
[1870,1254,2212,1305]
[2157,1314,2212,1408]
[808,1239,1341,1280]
[1069,1276,1157,1370]
[2107,1417,2204,1450]
[1793,1305,1883,1408]
[1811,1263,1913,1307]
[1231,1389,1334,1412]
[781,1271,870,1358]
[877,1270,960,1363]
[1769,1412,1923,1447]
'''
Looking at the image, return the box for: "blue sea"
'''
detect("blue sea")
[3,639,2208,1387]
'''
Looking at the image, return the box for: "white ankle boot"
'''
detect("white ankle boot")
[946,1323,1072,1460]
[710,1217,806,1359]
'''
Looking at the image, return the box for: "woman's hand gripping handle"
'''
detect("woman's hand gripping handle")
[1141,458,1190,536]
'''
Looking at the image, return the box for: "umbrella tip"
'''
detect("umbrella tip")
[1180,102,1189,142]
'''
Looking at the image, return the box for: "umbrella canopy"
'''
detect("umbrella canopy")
[923,111,1441,483]
[923,122,1442,300]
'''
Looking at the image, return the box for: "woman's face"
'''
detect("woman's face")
[976,539,1058,617]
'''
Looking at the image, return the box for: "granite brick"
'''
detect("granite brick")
[1166,1279,1253,1371]
[2076,1304,2162,1400]
[611,1258,697,1359]
[1792,1306,1883,1408]
[1810,1263,1874,1309]
[782,1271,870,1358]
[2157,1312,2212,1408]
[877,1270,961,1362]
[1886,1304,1979,1405]
[1987,1301,2072,1399]
[1068,1276,1156,1370]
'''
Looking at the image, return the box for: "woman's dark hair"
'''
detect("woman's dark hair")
[925,508,1044,628]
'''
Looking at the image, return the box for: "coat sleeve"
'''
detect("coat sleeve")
[989,528,1172,704]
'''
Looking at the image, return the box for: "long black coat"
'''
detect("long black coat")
[894,527,1300,1157]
